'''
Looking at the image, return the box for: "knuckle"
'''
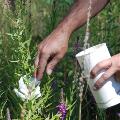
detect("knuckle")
[48,64,55,70]
[95,82,100,88]
[102,73,108,80]
[41,48,48,55]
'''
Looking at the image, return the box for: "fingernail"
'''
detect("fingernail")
[90,73,95,79]
[90,75,94,79]
[47,69,52,75]
[93,86,98,91]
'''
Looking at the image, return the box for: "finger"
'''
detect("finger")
[34,45,42,78]
[34,53,40,78]
[115,71,120,82]
[46,54,63,75]
[91,58,112,78]
[93,67,116,90]
[37,53,50,80]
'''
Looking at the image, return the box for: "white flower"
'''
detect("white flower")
[14,76,41,101]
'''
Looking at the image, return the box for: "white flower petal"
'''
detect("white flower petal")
[36,93,41,99]
[31,85,41,99]
[19,77,29,96]
[35,79,41,86]
[14,88,26,101]
[14,76,41,101]
[34,86,41,98]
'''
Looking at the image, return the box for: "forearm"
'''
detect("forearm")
[57,0,110,36]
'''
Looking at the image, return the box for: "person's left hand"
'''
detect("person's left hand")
[90,53,120,90]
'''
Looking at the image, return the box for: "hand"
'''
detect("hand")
[90,53,120,90]
[34,28,70,80]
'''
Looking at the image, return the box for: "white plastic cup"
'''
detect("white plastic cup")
[76,43,120,109]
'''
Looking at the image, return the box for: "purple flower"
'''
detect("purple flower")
[57,103,67,120]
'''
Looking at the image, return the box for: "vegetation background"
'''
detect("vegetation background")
[0,0,120,120]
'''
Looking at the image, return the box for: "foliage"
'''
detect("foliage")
[0,0,120,120]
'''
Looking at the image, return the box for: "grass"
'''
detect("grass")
[0,0,120,120]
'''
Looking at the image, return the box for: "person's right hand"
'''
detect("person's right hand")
[34,28,70,80]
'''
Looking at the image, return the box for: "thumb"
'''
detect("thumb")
[46,55,62,75]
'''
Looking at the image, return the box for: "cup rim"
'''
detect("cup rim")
[76,43,106,58]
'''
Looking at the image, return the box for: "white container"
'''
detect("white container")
[76,43,120,109]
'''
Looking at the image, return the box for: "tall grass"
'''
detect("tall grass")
[0,0,120,119]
